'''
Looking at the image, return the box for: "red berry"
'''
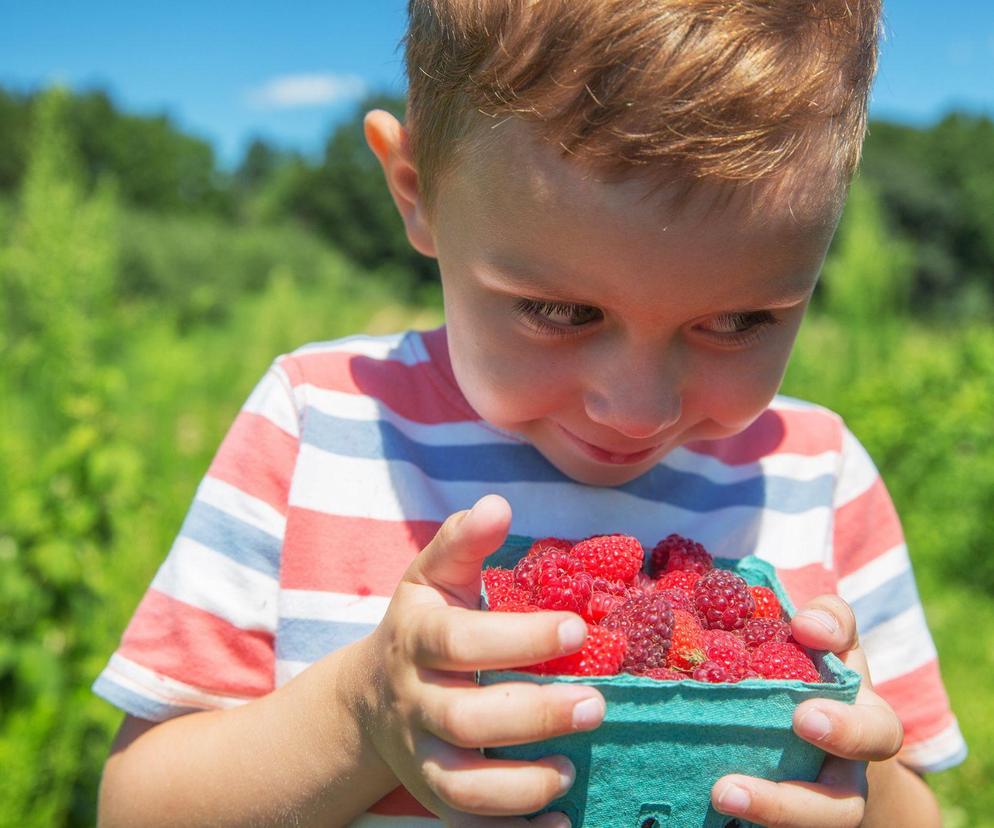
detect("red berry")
[515,549,592,614]
[692,660,731,683]
[656,569,702,593]
[642,667,689,681]
[649,534,714,577]
[585,591,624,623]
[631,571,655,594]
[602,593,674,672]
[750,641,821,682]
[750,586,784,620]
[591,576,630,596]
[700,628,750,680]
[694,569,756,631]
[527,537,574,557]
[482,568,531,610]
[665,609,706,671]
[571,534,645,585]
[742,617,792,649]
[653,586,696,615]
[524,626,627,676]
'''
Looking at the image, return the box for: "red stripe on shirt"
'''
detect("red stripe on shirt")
[874,659,956,746]
[684,407,842,465]
[119,589,274,698]
[286,350,474,425]
[368,786,435,818]
[833,477,904,577]
[774,563,838,612]
[207,411,297,515]
[281,508,442,594]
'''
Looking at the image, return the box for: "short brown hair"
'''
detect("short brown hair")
[404,0,882,212]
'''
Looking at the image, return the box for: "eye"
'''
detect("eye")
[512,298,603,336]
[698,311,780,344]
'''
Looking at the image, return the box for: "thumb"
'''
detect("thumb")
[406,494,512,605]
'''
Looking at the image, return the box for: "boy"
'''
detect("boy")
[95,1,965,825]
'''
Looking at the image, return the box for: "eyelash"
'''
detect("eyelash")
[512,298,780,344]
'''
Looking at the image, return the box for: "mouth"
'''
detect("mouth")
[556,424,664,466]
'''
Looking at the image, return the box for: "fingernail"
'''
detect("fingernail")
[558,618,587,651]
[556,759,576,795]
[799,708,832,741]
[546,814,571,828]
[798,609,838,634]
[572,696,605,730]
[717,783,751,814]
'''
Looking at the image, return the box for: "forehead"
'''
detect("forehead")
[434,121,843,310]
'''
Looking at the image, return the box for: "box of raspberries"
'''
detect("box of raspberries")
[478,533,862,828]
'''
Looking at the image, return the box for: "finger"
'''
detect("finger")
[419,680,605,748]
[419,735,576,817]
[794,693,904,762]
[712,762,867,828]
[790,594,859,654]
[406,495,513,606]
[409,604,588,671]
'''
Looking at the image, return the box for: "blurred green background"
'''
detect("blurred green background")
[0,86,991,826]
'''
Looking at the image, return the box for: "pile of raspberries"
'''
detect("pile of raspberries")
[482,533,821,683]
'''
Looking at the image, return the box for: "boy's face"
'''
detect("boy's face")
[392,119,842,487]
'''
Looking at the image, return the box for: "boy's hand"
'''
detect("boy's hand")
[710,595,905,828]
[351,494,601,826]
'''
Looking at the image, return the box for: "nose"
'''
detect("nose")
[582,345,683,440]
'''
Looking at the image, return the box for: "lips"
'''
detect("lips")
[556,424,663,466]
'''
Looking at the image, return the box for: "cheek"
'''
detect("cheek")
[446,323,576,427]
[692,351,791,429]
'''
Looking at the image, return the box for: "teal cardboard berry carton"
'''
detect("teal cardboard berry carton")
[479,535,861,828]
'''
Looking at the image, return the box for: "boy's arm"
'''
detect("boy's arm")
[863,758,942,827]
[98,641,399,828]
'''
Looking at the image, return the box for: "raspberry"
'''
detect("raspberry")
[653,586,696,615]
[665,609,706,671]
[527,536,574,557]
[571,534,644,585]
[524,626,627,676]
[694,569,755,631]
[585,591,624,623]
[656,569,702,593]
[692,660,731,683]
[649,534,714,577]
[742,617,792,649]
[750,641,821,682]
[602,593,674,672]
[631,571,655,594]
[482,568,530,610]
[591,576,630,596]
[514,549,593,613]
[750,586,784,620]
[700,628,750,680]
[642,667,689,681]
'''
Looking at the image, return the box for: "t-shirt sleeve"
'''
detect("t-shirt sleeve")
[92,359,300,721]
[832,426,967,773]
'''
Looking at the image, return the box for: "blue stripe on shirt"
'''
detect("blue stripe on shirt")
[276,617,377,663]
[849,568,921,635]
[301,409,835,514]
[178,500,281,578]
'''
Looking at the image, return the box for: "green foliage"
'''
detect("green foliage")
[0,84,991,828]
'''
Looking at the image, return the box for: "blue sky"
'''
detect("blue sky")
[2,1,992,168]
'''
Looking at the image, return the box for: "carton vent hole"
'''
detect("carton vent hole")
[640,820,659,828]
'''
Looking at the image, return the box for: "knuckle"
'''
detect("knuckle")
[439,701,477,747]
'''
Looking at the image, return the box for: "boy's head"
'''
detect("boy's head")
[366,0,882,486]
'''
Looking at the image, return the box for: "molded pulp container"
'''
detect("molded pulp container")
[479,535,862,828]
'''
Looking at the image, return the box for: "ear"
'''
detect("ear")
[364,109,437,258]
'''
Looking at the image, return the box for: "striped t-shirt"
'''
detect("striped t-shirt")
[93,326,966,825]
